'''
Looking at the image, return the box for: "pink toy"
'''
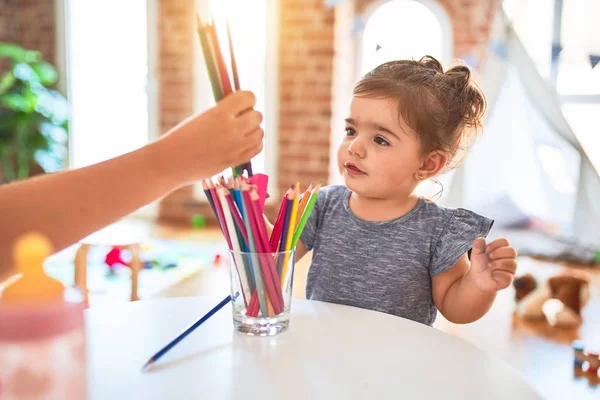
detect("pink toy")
[0,233,87,399]
[213,253,223,266]
[104,246,130,271]
[248,173,269,214]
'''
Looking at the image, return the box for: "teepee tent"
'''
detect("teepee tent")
[441,11,600,248]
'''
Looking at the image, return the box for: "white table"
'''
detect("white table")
[87,297,542,399]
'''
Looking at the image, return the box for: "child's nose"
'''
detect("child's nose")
[348,137,366,157]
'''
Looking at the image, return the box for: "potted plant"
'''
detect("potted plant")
[0,42,69,183]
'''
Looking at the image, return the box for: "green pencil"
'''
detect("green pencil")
[291,186,320,248]
[195,14,223,101]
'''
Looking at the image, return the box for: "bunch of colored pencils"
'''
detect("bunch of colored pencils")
[203,178,320,318]
[196,13,250,177]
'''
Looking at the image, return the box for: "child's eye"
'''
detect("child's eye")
[374,135,390,146]
[345,127,356,136]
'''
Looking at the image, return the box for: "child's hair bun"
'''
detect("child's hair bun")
[443,64,485,131]
[444,65,472,91]
[419,55,444,75]
[352,54,487,173]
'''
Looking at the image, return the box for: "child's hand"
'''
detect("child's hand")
[468,238,517,292]
[157,91,264,183]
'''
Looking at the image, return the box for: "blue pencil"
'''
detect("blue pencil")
[141,293,237,371]
[232,186,256,288]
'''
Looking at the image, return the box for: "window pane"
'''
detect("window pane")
[557,0,600,95]
[361,0,445,75]
[68,0,149,168]
[502,0,555,80]
[202,0,267,177]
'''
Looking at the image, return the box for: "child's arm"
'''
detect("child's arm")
[432,238,517,324]
[295,241,310,261]
[0,91,263,278]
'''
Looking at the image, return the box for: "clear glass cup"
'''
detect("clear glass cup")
[228,249,295,336]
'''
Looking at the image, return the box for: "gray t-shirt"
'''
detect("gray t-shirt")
[300,185,494,325]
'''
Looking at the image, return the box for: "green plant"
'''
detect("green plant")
[0,42,69,183]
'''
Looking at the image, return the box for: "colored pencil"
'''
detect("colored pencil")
[202,180,220,231]
[239,184,268,316]
[275,192,294,274]
[242,185,282,314]
[226,21,240,91]
[292,185,320,248]
[195,15,223,100]
[295,183,313,228]
[250,190,284,308]
[208,182,233,250]
[218,188,251,305]
[280,184,299,285]
[209,17,232,96]
[223,190,249,247]
[269,191,289,252]
[142,293,237,371]
[247,289,259,317]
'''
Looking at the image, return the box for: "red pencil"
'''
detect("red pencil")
[208,181,233,250]
[209,18,233,95]
[250,190,284,307]
[269,191,289,252]
[242,184,282,314]
[246,289,259,316]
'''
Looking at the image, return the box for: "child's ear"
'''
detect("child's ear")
[417,151,447,179]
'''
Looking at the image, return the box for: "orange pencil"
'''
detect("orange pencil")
[295,183,313,228]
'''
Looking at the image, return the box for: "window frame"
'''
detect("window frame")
[192,0,279,202]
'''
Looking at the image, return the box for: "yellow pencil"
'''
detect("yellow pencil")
[280,183,300,286]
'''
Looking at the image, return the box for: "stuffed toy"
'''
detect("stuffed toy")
[513,271,590,328]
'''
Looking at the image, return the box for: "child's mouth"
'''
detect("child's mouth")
[345,162,366,176]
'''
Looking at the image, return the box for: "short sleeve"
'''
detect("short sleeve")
[430,208,494,276]
[299,187,328,251]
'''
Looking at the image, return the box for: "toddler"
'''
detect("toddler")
[297,56,517,325]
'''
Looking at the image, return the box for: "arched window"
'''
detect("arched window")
[330,1,453,185]
[359,0,452,75]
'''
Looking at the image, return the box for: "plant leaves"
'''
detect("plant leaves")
[0,72,16,96]
[30,61,58,86]
[0,43,41,63]
[35,89,70,124]
[40,122,68,145]
[12,62,40,86]
[1,93,34,112]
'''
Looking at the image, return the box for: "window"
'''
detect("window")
[328,0,452,188]
[194,0,277,196]
[64,0,155,169]
[503,0,600,171]
[557,0,600,95]
[503,0,555,80]
[359,0,452,75]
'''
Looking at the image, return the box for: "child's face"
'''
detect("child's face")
[337,96,423,199]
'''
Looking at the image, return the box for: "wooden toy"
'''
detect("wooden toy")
[573,341,600,376]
